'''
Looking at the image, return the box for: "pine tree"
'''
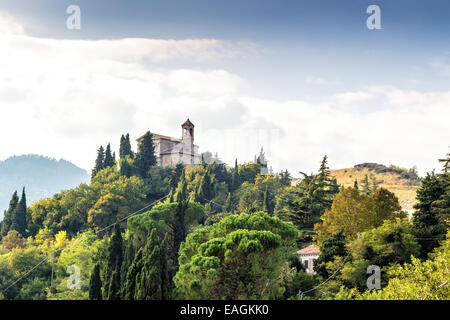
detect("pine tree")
[412,172,446,259]
[89,264,103,300]
[135,131,157,178]
[104,143,115,168]
[11,188,27,236]
[1,191,19,237]
[92,146,105,179]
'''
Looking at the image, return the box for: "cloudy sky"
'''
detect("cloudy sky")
[0,0,449,177]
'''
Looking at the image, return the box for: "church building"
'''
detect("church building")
[137,119,201,167]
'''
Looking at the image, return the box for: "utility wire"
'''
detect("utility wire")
[2,194,169,294]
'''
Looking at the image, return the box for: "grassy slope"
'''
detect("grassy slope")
[330,167,419,210]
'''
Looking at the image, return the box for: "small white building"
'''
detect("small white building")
[296,245,320,274]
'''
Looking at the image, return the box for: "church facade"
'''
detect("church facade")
[137,119,201,167]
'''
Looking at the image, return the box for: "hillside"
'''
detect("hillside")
[330,163,421,210]
[0,155,89,219]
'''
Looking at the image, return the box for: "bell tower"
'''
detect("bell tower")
[181,118,195,164]
[182,118,194,141]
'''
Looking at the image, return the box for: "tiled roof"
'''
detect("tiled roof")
[296,245,320,256]
[136,133,181,143]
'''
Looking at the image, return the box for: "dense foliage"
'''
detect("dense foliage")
[0,136,448,300]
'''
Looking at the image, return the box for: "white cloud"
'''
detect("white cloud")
[0,13,448,178]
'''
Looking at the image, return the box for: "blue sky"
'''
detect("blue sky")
[0,0,449,176]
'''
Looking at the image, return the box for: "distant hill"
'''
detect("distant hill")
[0,155,89,219]
[330,163,421,210]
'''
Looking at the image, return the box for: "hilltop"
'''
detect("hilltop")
[0,155,89,219]
[330,163,421,210]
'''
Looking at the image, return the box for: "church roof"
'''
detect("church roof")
[136,133,181,143]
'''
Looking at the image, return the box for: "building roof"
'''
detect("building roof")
[182,118,194,128]
[296,245,320,256]
[136,133,181,143]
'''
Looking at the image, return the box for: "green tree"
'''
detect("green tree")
[135,131,157,178]
[174,211,298,299]
[119,155,135,178]
[1,191,19,237]
[314,187,405,244]
[104,143,115,168]
[223,192,232,213]
[89,264,103,300]
[92,146,105,179]
[231,159,240,192]
[412,172,447,259]
[279,169,292,187]
[10,188,27,236]
[313,229,347,279]
[107,269,121,300]
[119,133,134,160]
[104,223,123,297]
[134,230,170,300]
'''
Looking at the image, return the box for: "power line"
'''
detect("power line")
[2,194,169,294]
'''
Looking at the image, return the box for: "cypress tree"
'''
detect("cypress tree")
[135,131,157,178]
[231,159,240,192]
[119,155,134,177]
[121,235,135,286]
[1,191,19,237]
[173,172,188,266]
[263,186,270,215]
[123,248,143,300]
[107,270,121,300]
[104,143,115,168]
[223,192,232,213]
[195,167,214,204]
[105,223,124,296]
[11,188,27,236]
[120,133,134,160]
[135,230,170,300]
[89,264,103,300]
[92,146,105,179]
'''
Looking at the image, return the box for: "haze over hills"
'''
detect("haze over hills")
[330,163,421,211]
[0,155,90,219]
